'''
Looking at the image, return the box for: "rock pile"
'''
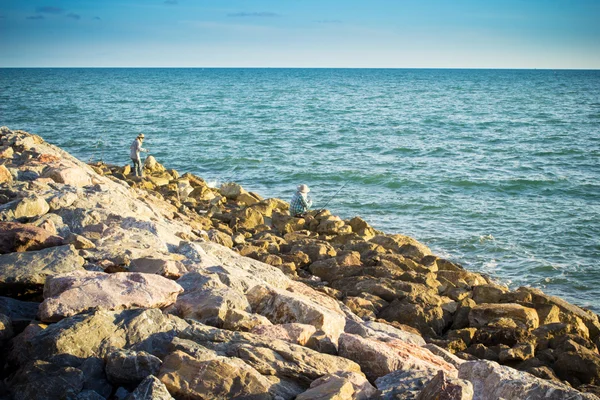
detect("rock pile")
[0,126,598,399]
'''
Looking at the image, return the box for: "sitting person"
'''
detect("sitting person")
[290,184,312,217]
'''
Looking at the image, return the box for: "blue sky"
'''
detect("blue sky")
[1,0,599,68]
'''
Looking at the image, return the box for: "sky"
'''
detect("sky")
[1,0,599,68]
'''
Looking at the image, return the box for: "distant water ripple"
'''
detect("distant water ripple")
[1,68,599,311]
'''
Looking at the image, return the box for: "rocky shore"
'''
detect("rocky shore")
[0,126,599,399]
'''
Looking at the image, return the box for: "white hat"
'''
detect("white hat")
[137,133,145,139]
[297,184,310,193]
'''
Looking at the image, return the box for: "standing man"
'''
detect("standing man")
[130,133,149,177]
[290,184,312,217]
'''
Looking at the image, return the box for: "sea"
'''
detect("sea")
[1,68,599,312]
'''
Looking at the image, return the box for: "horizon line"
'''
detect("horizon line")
[2,66,599,71]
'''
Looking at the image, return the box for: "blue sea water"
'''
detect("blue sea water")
[1,68,599,311]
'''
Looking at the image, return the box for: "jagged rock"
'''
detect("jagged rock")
[309,251,362,283]
[129,256,187,279]
[498,343,535,363]
[379,299,447,337]
[48,190,80,211]
[0,165,13,184]
[348,216,376,239]
[64,233,96,250]
[471,283,509,304]
[174,272,251,327]
[76,391,106,400]
[423,344,466,368]
[8,360,85,400]
[207,229,233,248]
[469,303,540,329]
[144,156,166,173]
[247,284,346,341]
[458,360,598,399]
[296,371,377,400]
[219,182,245,200]
[127,376,174,400]
[231,207,264,230]
[250,323,317,346]
[0,296,39,332]
[0,244,85,297]
[338,333,456,381]
[0,221,64,253]
[416,370,474,400]
[38,271,184,322]
[105,349,162,385]
[221,309,273,332]
[375,369,432,400]
[159,350,274,399]
[272,212,306,235]
[553,339,600,385]
[519,287,600,340]
[11,309,189,366]
[344,319,426,346]
[370,234,432,259]
[179,321,363,385]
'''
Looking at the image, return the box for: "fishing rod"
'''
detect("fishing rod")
[315,180,350,216]
[220,166,238,184]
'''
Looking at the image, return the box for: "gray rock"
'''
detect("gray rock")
[8,360,85,400]
[376,369,432,400]
[76,391,106,400]
[127,376,174,400]
[0,245,84,296]
[458,360,598,400]
[416,370,473,400]
[106,349,162,385]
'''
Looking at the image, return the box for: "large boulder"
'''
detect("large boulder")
[337,333,457,382]
[11,308,189,366]
[105,349,162,385]
[43,166,93,187]
[469,303,540,330]
[296,371,377,400]
[458,360,598,400]
[128,375,174,400]
[250,323,317,346]
[1,195,50,221]
[247,285,346,342]
[0,221,64,254]
[416,370,474,400]
[0,245,85,297]
[370,234,432,259]
[8,360,85,400]
[174,272,251,327]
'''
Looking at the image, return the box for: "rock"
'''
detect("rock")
[48,191,80,211]
[160,350,276,399]
[520,287,600,340]
[231,207,264,230]
[458,360,598,400]
[127,376,174,400]
[289,239,337,263]
[296,371,377,400]
[207,229,233,248]
[174,272,251,327]
[247,284,346,342]
[348,216,376,239]
[370,234,432,259]
[498,343,535,363]
[0,296,39,332]
[535,304,561,325]
[1,195,50,221]
[219,182,245,200]
[0,221,64,253]
[8,360,85,400]
[416,370,474,400]
[250,323,317,346]
[375,369,432,400]
[553,339,600,385]
[379,299,447,337]
[38,271,184,322]
[0,313,13,344]
[144,156,166,173]
[469,303,540,330]
[77,390,106,400]
[338,333,457,382]
[471,284,509,304]
[0,165,13,184]
[272,213,306,235]
[43,166,93,187]
[129,256,187,279]
[106,349,162,385]
[221,309,273,332]
[422,344,466,369]
[12,308,189,366]
[0,245,85,297]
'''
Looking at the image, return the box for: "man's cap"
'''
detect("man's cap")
[297,184,310,193]
[137,133,145,138]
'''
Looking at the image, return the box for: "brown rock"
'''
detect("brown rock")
[250,323,317,346]
[0,165,13,184]
[207,229,233,248]
[370,234,432,259]
[0,222,63,254]
[416,370,474,400]
[469,303,540,330]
